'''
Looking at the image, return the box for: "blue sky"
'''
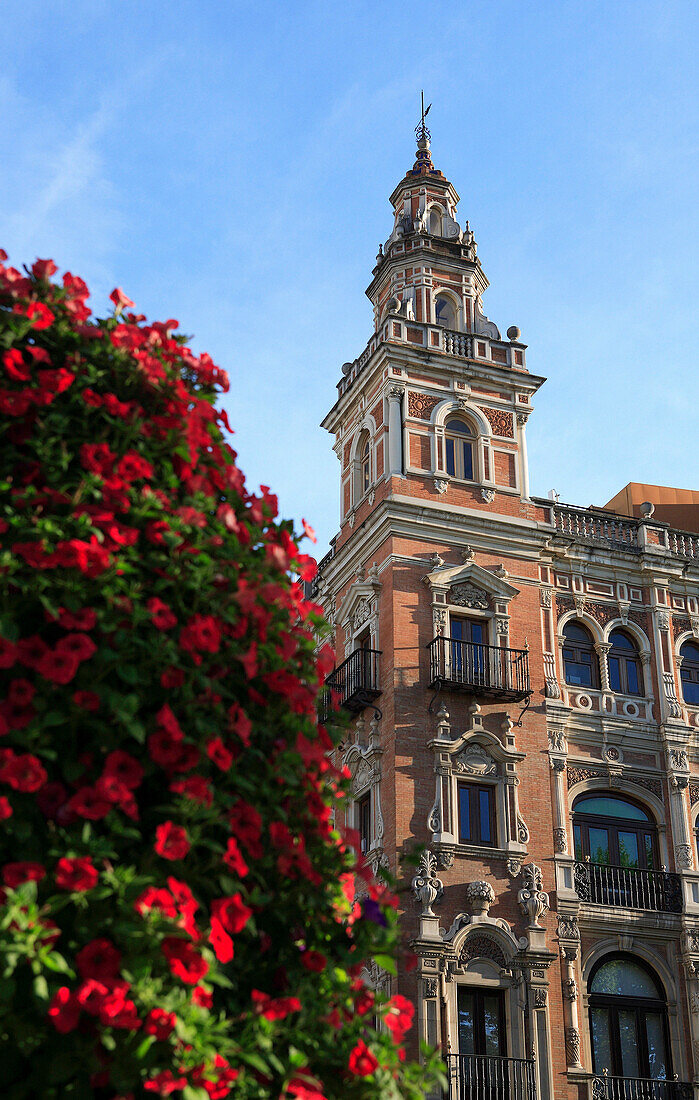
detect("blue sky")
[1,1,697,553]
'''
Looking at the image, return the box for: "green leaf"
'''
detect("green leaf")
[32,974,49,1001]
[372,954,397,975]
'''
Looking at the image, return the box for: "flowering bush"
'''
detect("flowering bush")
[0,255,442,1098]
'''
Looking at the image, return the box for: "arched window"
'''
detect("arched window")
[573,793,657,869]
[445,418,474,481]
[562,621,599,688]
[429,207,443,236]
[434,295,456,330]
[680,640,699,705]
[354,431,371,503]
[608,629,643,696]
[588,954,671,1082]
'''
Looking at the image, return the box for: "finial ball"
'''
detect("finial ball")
[507,325,521,342]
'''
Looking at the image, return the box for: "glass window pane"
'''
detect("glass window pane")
[618,832,639,868]
[565,660,593,687]
[459,787,471,842]
[610,631,636,651]
[451,619,465,640]
[563,622,592,643]
[462,441,473,480]
[574,824,583,861]
[618,1009,640,1078]
[682,676,699,705]
[446,438,455,476]
[644,834,654,869]
[482,995,502,1057]
[590,1007,613,1074]
[479,790,491,843]
[447,420,472,435]
[609,656,621,692]
[645,1012,669,1080]
[625,660,640,695]
[681,642,699,662]
[469,622,484,644]
[574,797,650,821]
[457,990,475,1055]
[589,828,610,864]
[591,959,661,998]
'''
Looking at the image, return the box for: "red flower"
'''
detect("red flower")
[67,785,111,820]
[206,737,233,772]
[76,938,121,981]
[144,1007,177,1041]
[222,837,249,878]
[4,753,47,792]
[55,855,99,891]
[0,796,12,820]
[383,993,414,1041]
[170,775,212,806]
[117,451,153,481]
[161,666,185,688]
[73,690,100,711]
[348,1039,379,1077]
[147,597,177,630]
[76,978,111,1016]
[251,989,302,1021]
[301,950,326,973]
[210,894,252,935]
[161,938,208,984]
[3,348,30,382]
[228,801,263,859]
[80,442,116,476]
[35,648,80,684]
[57,632,96,663]
[104,750,143,789]
[3,861,46,887]
[179,614,221,655]
[48,987,81,1033]
[23,301,55,330]
[109,287,135,311]
[32,258,57,280]
[192,986,212,1008]
[0,637,17,669]
[9,678,35,706]
[155,821,190,861]
[144,1071,187,1095]
[227,703,252,746]
[99,987,141,1029]
[209,918,234,964]
[58,607,97,630]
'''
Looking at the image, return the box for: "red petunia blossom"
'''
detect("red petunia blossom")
[48,987,81,1033]
[251,989,302,1021]
[109,287,135,311]
[228,800,264,860]
[0,796,12,820]
[155,821,190,861]
[147,597,177,630]
[383,993,414,1042]
[206,737,233,772]
[210,894,252,935]
[192,986,213,1008]
[67,785,112,820]
[227,703,252,746]
[9,678,35,706]
[3,753,47,792]
[117,451,153,482]
[35,648,80,684]
[80,442,116,476]
[286,1078,328,1100]
[22,301,55,330]
[0,637,17,669]
[57,632,97,663]
[57,607,97,631]
[209,918,234,964]
[72,690,100,711]
[103,750,143,790]
[161,938,209,984]
[222,837,249,878]
[301,949,327,973]
[179,614,221,655]
[3,348,30,381]
[161,666,185,688]
[347,1039,379,1077]
[144,1070,187,1095]
[76,938,122,981]
[55,855,99,892]
[76,978,111,1016]
[170,775,213,806]
[3,861,46,887]
[31,258,58,280]
[144,1007,177,1041]
[98,986,141,1029]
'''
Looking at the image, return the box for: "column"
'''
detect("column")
[387,386,403,476]
[594,642,612,693]
[517,413,531,500]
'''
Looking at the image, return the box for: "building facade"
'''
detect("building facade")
[315,124,699,1100]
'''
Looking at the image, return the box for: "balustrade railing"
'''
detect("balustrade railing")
[552,504,640,548]
[443,329,472,357]
[574,861,682,913]
[666,530,699,560]
[591,1075,694,1100]
[429,637,531,703]
[447,1054,536,1100]
[323,648,381,715]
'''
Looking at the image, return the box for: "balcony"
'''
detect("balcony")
[574,861,682,913]
[428,637,531,703]
[546,500,699,562]
[323,649,382,715]
[591,1075,694,1100]
[447,1054,536,1100]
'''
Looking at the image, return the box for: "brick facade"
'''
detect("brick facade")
[316,133,699,1100]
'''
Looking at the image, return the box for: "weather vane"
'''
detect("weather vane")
[415,90,432,143]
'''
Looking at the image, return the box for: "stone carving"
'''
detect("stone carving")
[460,935,506,969]
[516,412,529,427]
[427,791,441,834]
[495,617,509,635]
[461,545,475,563]
[540,587,553,608]
[454,744,497,776]
[670,749,688,770]
[507,857,523,878]
[563,977,577,1001]
[663,671,683,718]
[434,478,449,495]
[557,915,580,940]
[517,814,530,844]
[543,652,561,699]
[553,827,568,853]
[466,880,496,916]
[482,408,514,438]
[352,759,373,794]
[533,988,548,1007]
[566,765,663,800]
[368,488,375,505]
[683,932,699,954]
[423,977,438,997]
[548,729,567,753]
[480,488,496,504]
[657,611,670,631]
[450,582,490,609]
[412,850,444,915]
[691,993,699,1015]
[354,598,372,629]
[436,847,454,869]
[690,781,699,807]
[672,615,692,640]
[518,863,549,929]
[676,844,693,870]
[565,1027,581,1066]
[408,392,441,420]
[604,746,621,763]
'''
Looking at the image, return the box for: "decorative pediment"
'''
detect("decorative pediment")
[423,561,519,605]
[454,743,497,776]
[337,565,382,633]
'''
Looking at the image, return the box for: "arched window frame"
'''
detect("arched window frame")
[565,777,669,872]
[572,790,659,869]
[678,635,699,708]
[431,399,492,489]
[560,618,601,690]
[432,287,462,331]
[601,619,652,699]
[607,628,644,696]
[349,420,376,508]
[428,203,445,237]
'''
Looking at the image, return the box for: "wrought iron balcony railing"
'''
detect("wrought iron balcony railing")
[574,861,683,913]
[591,1074,694,1100]
[447,1054,536,1100]
[323,648,382,716]
[428,637,531,703]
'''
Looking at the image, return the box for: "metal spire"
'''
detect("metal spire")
[415,90,432,144]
